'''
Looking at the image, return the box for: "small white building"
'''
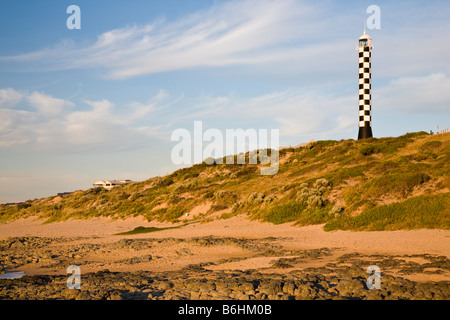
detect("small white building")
[93,180,133,190]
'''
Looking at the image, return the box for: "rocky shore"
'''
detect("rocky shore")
[1,236,449,300]
[2,267,450,300]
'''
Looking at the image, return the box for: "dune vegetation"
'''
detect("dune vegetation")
[1,131,449,231]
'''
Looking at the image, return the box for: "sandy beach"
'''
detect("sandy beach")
[1,215,449,300]
[1,215,449,276]
[1,215,449,254]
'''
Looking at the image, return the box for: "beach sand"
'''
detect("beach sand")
[1,215,448,275]
[1,215,449,300]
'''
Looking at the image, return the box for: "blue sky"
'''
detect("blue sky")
[0,0,449,203]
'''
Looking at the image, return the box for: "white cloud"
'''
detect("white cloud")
[0,88,23,108]
[376,73,450,113]
[165,87,356,141]
[0,89,173,150]
[0,86,354,150]
[155,74,450,141]
[27,91,74,116]
[0,109,36,147]
[2,0,448,86]
[1,72,448,150]
[0,0,449,85]
[63,99,118,145]
[0,0,333,79]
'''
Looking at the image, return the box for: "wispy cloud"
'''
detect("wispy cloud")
[2,70,447,150]
[0,88,173,150]
[27,91,75,116]
[0,88,23,108]
[0,0,332,79]
[2,0,449,85]
[376,73,450,114]
[183,88,356,139]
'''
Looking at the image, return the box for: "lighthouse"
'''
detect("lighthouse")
[357,28,373,140]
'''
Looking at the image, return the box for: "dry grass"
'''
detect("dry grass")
[1,132,449,231]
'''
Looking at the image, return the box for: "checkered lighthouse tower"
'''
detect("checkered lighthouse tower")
[357,28,373,140]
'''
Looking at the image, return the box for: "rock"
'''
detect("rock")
[75,292,90,300]
[61,288,81,300]
[258,280,282,296]
[283,281,296,295]
[336,279,365,296]
[153,280,173,291]
[107,291,122,300]
[364,290,383,300]
[294,285,316,298]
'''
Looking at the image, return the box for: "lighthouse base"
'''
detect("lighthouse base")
[358,126,373,140]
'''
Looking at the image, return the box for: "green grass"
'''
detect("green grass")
[359,140,408,156]
[324,165,366,186]
[363,172,431,198]
[295,206,335,226]
[1,131,448,233]
[262,203,335,226]
[115,224,184,235]
[420,140,442,152]
[263,203,307,224]
[324,193,450,231]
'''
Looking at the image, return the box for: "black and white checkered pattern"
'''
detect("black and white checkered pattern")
[358,46,372,128]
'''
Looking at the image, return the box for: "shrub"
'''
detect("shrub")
[129,192,143,202]
[213,190,237,207]
[118,192,130,200]
[295,206,334,226]
[296,187,313,202]
[359,136,415,156]
[163,206,185,222]
[420,141,442,153]
[288,163,325,178]
[329,205,344,217]
[214,190,229,199]
[236,166,258,177]
[324,193,450,231]
[298,182,308,189]
[264,203,307,224]
[410,152,437,162]
[324,166,365,186]
[373,161,400,174]
[231,201,245,213]
[296,179,331,208]
[313,178,331,189]
[17,203,32,210]
[175,180,199,192]
[264,195,277,204]
[365,173,431,198]
[203,190,215,199]
[342,187,361,206]
[360,145,381,156]
[247,192,265,205]
[401,131,429,139]
[307,195,324,207]
[209,204,229,212]
[154,177,174,187]
[168,193,181,204]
